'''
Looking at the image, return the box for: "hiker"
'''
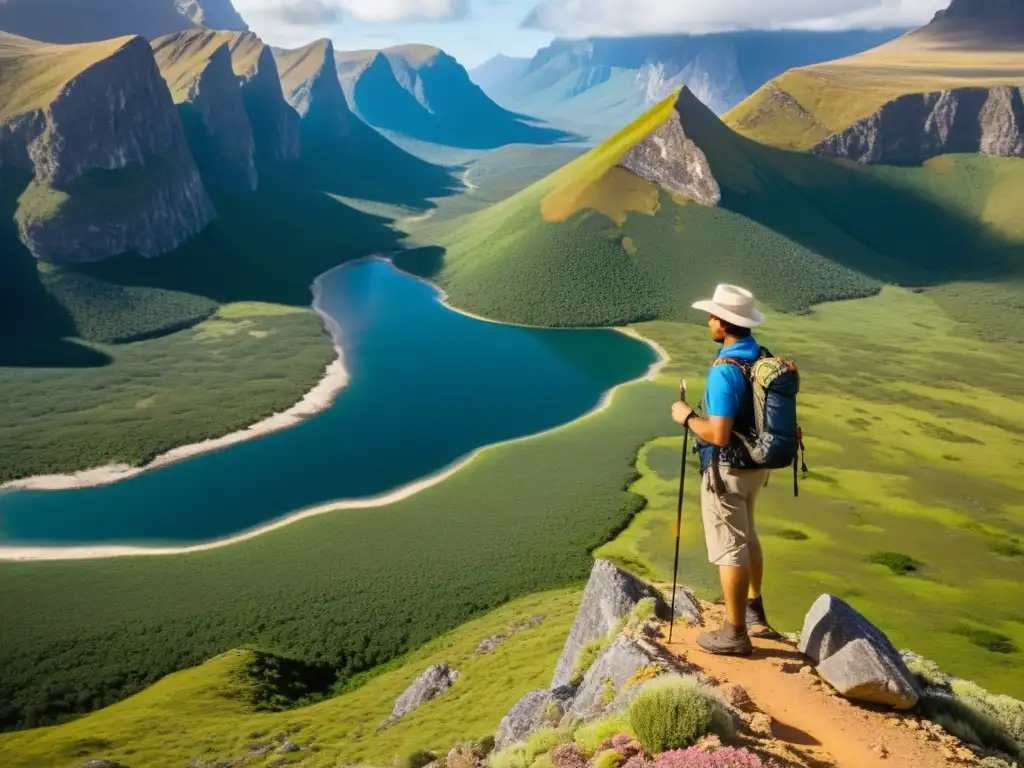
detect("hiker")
[671,284,783,655]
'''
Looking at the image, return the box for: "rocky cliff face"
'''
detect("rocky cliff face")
[813,85,1024,165]
[228,33,301,162]
[1,34,215,263]
[618,88,722,207]
[152,31,257,191]
[274,39,353,135]
[933,0,1024,22]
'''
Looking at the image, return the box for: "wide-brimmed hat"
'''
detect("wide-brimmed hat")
[692,284,765,328]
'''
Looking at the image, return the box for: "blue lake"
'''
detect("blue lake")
[0,259,658,547]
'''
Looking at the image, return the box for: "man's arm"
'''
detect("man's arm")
[671,403,734,446]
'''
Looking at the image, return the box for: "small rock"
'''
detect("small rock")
[799,594,920,709]
[722,684,752,709]
[799,665,815,677]
[872,743,889,759]
[446,743,486,768]
[749,712,773,736]
[780,661,803,674]
[280,742,300,753]
[475,634,510,655]
[382,663,459,726]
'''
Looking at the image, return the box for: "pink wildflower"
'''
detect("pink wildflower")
[653,746,762,768]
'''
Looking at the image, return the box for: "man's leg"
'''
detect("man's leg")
[748,537,763,600]
[743,470,783,639]
[697,469,754,655]
[720,564,750,627]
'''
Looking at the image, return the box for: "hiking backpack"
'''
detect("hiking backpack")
[714,347,807,495]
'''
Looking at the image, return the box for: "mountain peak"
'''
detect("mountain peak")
[384,43,444,67]
[934,0,1024,21]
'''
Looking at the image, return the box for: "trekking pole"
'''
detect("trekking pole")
[669,377,688,644]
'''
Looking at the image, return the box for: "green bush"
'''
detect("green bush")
[492,728,573,768]
[593,751,624,768]
[575,714,633,756]
[865,551,921,575]
[627,676,733,753]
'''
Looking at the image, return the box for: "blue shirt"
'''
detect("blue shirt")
[703,336,760,419]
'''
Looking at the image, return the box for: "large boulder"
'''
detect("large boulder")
[567,635,662,720]
[551,560,663,689]
[799,594,920,709]
[496,686,576,751]
[382,662,459,726]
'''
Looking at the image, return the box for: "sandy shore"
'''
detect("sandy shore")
[1,269,351,493]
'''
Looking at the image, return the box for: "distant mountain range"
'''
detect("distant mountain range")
[470,30,909,140]
[336,44,574,149]
[0,0,247,43]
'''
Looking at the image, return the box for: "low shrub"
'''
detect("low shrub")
[952,679,1024,749]
[653,746,762,768]
[628,598,658,629]
[575,714,634,756]
[551,743,587,768]
[628,677,734,753]
[493,729,574,768]
[865,551,920,575]
[594,750,625,768]
[626,665,666,691]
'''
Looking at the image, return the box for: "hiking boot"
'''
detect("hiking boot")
[697,623,753,656]
[746,596,784,641]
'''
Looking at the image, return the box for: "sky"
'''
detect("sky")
[231,0,951,68]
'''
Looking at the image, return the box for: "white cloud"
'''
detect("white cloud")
[522,0,949,37]
[234,0,469,27]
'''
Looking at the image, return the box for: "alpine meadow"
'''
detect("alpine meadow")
[1,1,1024,767]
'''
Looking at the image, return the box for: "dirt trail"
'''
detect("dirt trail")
[664,608,968,768]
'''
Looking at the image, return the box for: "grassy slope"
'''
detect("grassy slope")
[0,589,580,768]
[724,25,1024,150]
[0,377,666,731]
[597,287,1024,695]
[0,31,129,122]
[398,89,1024,332]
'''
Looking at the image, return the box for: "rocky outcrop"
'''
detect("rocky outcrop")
[813,85,1024,165]
[381,662,459,727]
[1,34,215,262]
[475,615,545,655]
[228,33,301,161]
[551,560,664,689]
[496,686,577,751]
[567,635,661,720]
[152,32,257,191]
[618,89,721,207]
[799,594,921,709]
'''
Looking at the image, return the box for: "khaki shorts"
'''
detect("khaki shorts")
[701,467,768,567]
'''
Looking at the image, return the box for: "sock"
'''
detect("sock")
[747,595,763,611]
[725,621,748,640]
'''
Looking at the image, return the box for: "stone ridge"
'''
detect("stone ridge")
[152,33,257,191]
[1,35,215,262]
[228,33,301,161]
[813,85,1024,164]
[617,88,722,207]
[274,39,353,137]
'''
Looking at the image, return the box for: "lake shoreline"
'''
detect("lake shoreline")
[0,268,351,493]
[0,257,670,562]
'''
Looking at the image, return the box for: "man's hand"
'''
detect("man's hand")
[671,401,694,426]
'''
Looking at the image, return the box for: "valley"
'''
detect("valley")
[1,0,1023,765]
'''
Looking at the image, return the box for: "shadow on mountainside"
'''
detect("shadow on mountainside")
[78,155,409,309]
[685,94,1024,290]
[0,170,111,368]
